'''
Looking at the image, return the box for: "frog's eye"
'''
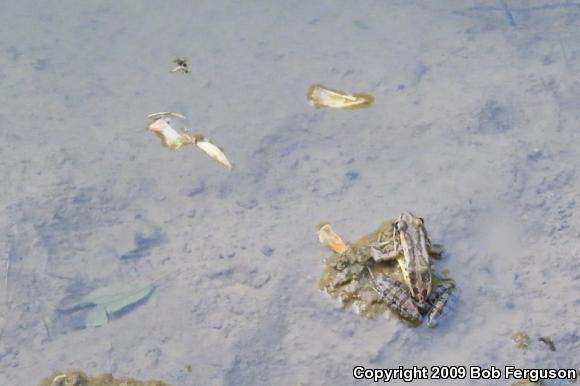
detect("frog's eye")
[395,221,407,231]
[419,217,424,224]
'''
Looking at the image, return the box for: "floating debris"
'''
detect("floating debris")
[307,84,374,109]
[39,369,171,386]
[538,336,556,351]
[512,331,531,350]
[146,114,233,169]
[170,57,190,73]
[147,115,192,150]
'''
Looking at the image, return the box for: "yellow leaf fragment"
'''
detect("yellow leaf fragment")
[307,84,374,109]
[317,223,349,253]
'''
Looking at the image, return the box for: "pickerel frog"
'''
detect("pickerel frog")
[317,212,455,327]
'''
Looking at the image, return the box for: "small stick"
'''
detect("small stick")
[365,266,382,296]
[4,225,17,306]
[500,0,516,27]
[43,318,52,341]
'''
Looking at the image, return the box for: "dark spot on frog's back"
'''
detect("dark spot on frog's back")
[474,100,515,134]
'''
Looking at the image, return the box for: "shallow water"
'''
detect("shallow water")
[1,1,579,385]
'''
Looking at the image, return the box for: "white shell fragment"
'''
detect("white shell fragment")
[307,84,374,109]
[146,114,233,170]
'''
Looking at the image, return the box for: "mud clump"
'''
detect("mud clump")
[318,220,414,321]
[38,369,172,386]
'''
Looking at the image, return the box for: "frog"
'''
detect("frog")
[317,212,455,327]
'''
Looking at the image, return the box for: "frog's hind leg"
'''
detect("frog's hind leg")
[426,280,457,328]
[317,223,349,253]
[366,268,421,324]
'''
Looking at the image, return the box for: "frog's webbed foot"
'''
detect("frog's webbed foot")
[317,223,349,254]
[428,243,444,258]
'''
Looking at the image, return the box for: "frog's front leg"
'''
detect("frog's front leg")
[428,243,444,258]
[368,240,399,262]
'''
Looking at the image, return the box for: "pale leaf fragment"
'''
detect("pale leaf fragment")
[147,118,193,150]
[80,284,154,327]
[192,134,234,170]
[307,84,374,109]
[85,305,108,328]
